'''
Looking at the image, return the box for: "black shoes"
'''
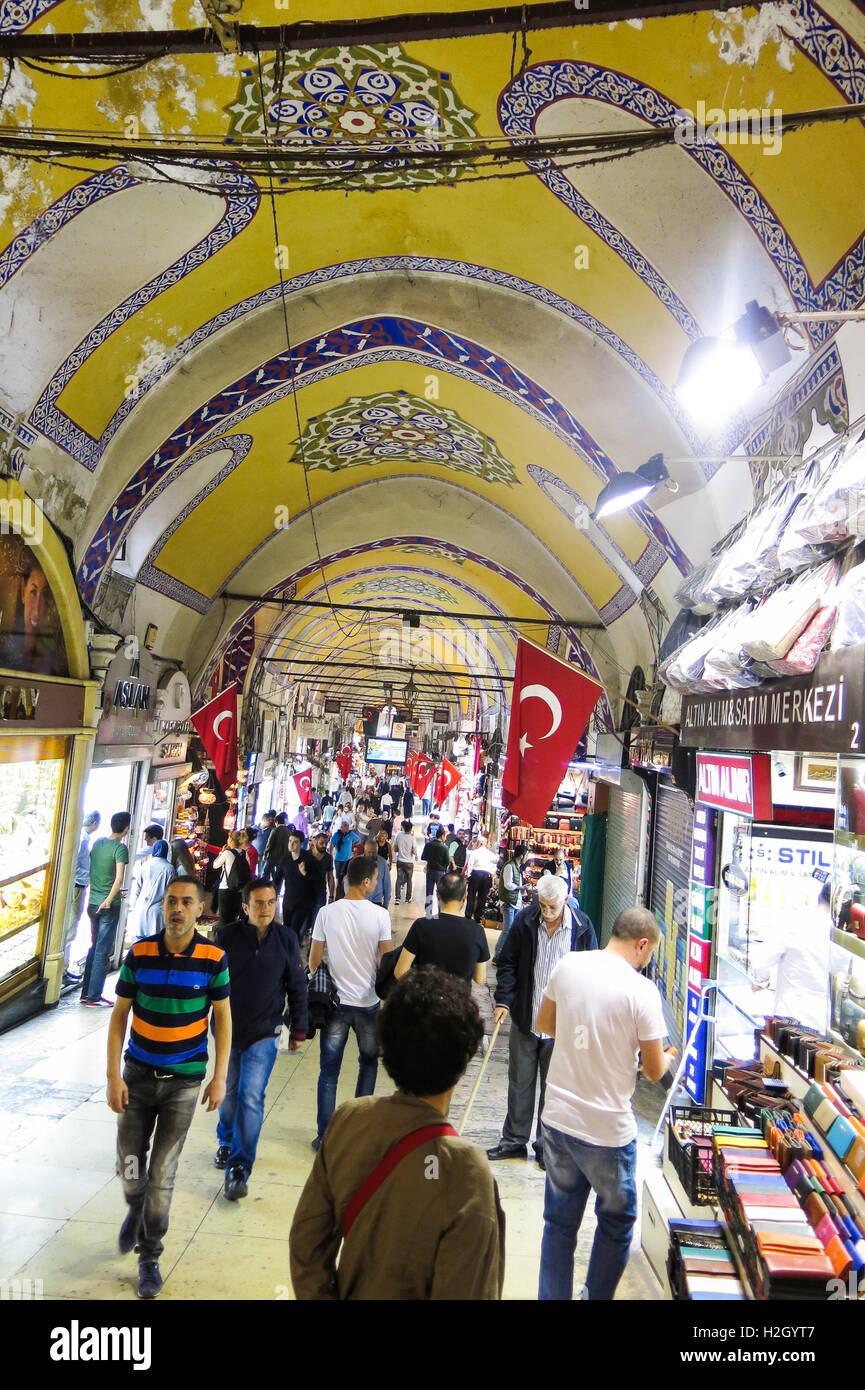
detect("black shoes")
[118,1209,142,1255]
[214,1144,231,1170]
[486,1143,528,1161]
[137,1260,162,1299]
[224,1167,248,1201]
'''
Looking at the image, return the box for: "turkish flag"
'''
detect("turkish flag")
[191,685,238,789]
[405,751,418,789]
[434,758,461,805]
[293,768,313,806]
[502,639,600,826]
[414,754,437,798]
[335,745,352,781]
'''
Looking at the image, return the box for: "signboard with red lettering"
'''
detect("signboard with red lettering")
[695,752,772,820]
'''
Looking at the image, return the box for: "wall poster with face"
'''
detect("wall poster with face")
[0,535,68,677]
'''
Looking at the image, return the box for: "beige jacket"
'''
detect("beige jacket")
[289,1093,505,1300]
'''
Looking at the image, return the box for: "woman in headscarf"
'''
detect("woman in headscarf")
[130,839,176,941]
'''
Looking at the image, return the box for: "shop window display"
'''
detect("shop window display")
[830,756,865,1058]
[0,752,63,984]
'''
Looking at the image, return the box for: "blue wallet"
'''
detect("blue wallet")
[827,1114,857,1161]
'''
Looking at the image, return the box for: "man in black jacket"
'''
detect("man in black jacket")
[214,878,308,1200]
[487,874,596,1171]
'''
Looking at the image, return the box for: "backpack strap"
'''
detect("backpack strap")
[341,1123,458,1238]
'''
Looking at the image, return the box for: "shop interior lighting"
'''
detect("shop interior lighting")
[593,453,676,520]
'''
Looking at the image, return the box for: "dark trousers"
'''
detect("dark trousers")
[501,1025,554,1155]
[218,889,242,924]
[285,899,316,941]
[466,870,492,922]
[425,868,444,918]
[117,1059,201,1261]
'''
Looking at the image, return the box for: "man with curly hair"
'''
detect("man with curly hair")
[290,967,504,1300]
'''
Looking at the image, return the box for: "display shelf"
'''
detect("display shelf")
[832,928,865,964]
[0,862,49,894]
[758,1034,865,1228]
[0,913,41,943]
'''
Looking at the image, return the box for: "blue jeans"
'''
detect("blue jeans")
[81,901,121,1002]
[316,1003,380,1141]
[539,1123,638,1301]
[494,902,518,960]
[217,1036,280,1177]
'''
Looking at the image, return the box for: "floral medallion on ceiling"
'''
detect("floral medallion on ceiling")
[225,46,477,188]
[291,390,519,486]
[343,576,455,603]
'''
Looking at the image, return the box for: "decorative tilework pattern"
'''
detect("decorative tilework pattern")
[742,342,848,460]
[225,46,477,188]
[136,435,254,614]
[499,55,865,347]
[28,256,698,471]
[343,576,456,602]
[293,389,519,485]
[80,315,690,608]
[0,0,60,32]
[22,166,259,468]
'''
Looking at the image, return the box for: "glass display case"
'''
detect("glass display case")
[714,817,834,1058]
[0,744,64,986]
[829,755,865,1056]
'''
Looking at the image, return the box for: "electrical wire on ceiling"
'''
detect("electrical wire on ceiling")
[251,42,350,643]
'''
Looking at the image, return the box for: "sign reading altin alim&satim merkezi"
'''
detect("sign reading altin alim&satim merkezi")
[680,644,865,756]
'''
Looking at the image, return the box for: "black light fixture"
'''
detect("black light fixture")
[593,453,676,520]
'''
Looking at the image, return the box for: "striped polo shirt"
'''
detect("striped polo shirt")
[116,930,230,1077]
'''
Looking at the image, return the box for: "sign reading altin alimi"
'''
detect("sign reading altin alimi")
[680,645,865,756]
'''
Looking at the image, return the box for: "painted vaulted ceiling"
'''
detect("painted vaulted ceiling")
[1,0,863,731]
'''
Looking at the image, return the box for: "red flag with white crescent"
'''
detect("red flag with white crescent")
[191,684,238,789]
[502,639,600,826]
[414,754,437,797]
[335,745,352,781]
[434,758,461,805]
[405,751,418,789]
[292,768,313,807]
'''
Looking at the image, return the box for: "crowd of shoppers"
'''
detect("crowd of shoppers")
[85,780,664,1304]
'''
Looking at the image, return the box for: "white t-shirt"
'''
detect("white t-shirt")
[312,898,392,1008]
[381,794,393,810]
[394,831,416,863]
[542,950,666,1147]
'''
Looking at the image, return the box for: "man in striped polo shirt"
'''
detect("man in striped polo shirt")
[107,875,231,1300]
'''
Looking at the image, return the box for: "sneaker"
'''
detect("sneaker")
[62,971,82,987]
[118,1210,142,1255]
[224,1167,248,1201]
[81,997,113,1008]
[214,1144,231,1170]
[137,1260,162,1299]
[310,1136,321,1154]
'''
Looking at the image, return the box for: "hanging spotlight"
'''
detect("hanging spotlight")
[675,300,802,434]
[593,454,677,520]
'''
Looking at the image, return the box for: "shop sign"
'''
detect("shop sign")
[155,670,192,724]
[0,677,85,727]
[432,708,449,724]
[695,752,772,819]
[684,804,718,1104]
[152,736,189,767]
[262,758,277,779]
[324,699,340,714]
[98,651,159,746]
[113,678,150,711]
[680,645,865,755]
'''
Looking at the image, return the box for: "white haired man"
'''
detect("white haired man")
[486,874,596,1171]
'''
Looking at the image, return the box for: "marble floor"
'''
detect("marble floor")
[0,871,667,1301]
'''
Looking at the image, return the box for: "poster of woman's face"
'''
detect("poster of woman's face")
[0,536,68,677]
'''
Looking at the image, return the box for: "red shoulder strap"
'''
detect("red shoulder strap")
[341,1123,458,1238]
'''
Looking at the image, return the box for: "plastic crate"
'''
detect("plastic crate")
[666,1104,737,1206]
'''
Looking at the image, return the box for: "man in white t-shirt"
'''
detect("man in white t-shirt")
[534,906,674,1301]
[393,820,418,905]
[308,856,392,1151]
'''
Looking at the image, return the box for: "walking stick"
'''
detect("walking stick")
[458,1017,503,1136]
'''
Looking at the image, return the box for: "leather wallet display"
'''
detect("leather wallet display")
[827,1115,857,1161]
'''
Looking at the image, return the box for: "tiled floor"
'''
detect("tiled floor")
[0,866,667,1301]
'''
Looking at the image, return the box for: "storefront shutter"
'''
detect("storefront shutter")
[600,782,644,947]
[649,782,694,1043]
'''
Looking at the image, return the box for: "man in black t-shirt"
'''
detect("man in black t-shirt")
[421,827,451,918]
[282,830,320,941]
[395,873,490,988]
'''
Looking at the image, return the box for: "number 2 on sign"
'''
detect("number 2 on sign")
[852,722,861,751]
